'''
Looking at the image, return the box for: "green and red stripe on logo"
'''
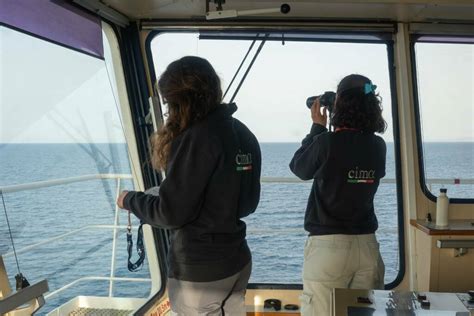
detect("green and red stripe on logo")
[237,165,252,171]
[347,179,374,184]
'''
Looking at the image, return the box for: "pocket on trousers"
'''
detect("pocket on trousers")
[303,239,351,281]
[367,241,385,288]
[367,242,382,265]
[303,238,312,259]
[300,292,313,316]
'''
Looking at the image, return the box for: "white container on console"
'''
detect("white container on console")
[436,188,449,227]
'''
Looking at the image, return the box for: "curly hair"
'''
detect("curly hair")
[331,74,387,133]
[151,56,222,170]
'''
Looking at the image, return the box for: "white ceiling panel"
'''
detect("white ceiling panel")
[101,0,473,22]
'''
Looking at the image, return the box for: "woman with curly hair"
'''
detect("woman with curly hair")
[117,56,261,315]
[290,74,387,316]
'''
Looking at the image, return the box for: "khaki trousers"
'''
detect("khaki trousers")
[300,234,385,316]
[169,262,251,316]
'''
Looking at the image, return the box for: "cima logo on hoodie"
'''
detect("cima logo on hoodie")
[347,166,376,184]
[236,152,252,171]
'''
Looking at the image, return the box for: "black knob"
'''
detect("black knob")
[264,299,282,311]
[357,297,372,304]
[417,294,427,301]
[281,3,291,14]
[284,304,299,310]
[420,300,431,309]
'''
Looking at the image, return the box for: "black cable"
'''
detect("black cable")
[222,37,258,101]
[0,190,21,274]
[229,34,268,104]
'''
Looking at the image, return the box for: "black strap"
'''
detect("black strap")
[127,221,146,272]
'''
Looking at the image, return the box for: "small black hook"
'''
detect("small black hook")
[15,273,30,290]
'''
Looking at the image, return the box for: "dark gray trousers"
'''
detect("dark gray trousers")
[168,262,251,316]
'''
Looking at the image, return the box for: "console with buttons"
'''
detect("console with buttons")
[332,288,474,316]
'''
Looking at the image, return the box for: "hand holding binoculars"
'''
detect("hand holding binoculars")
[306,91,336,112]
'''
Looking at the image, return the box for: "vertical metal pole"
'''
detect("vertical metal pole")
[109,178,121,297]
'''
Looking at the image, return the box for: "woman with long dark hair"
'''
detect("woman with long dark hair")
[290,74,387,316]
[117,56,261,315]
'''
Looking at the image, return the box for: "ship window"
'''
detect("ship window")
[413,39,474,200]
[0,24,151,313]
[148,32,403,287]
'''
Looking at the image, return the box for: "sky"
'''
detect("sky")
[0,26,125,144]
[0,27,472,143]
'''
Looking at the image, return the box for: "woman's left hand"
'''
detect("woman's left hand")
[117,190,129,209]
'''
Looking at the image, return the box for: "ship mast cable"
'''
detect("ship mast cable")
[103,59,146,272]
[222,36,258,101]
[0,190,30,290]
[229,34,268,104]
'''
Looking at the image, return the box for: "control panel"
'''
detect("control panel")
[332,289,474,316]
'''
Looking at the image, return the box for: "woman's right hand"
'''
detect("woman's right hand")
[311,97,328,127]
[117,190,129,210]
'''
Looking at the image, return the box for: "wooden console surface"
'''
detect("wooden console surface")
[410,219,474,236]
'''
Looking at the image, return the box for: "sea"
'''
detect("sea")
[0,142,473,314]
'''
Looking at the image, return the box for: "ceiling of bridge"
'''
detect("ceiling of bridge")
[101,0,474,22]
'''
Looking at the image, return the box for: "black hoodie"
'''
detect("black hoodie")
[290,123,386,236]
[123,103,261,282]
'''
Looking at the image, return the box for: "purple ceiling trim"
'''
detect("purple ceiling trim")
[416,35,474,44]
[0,0,104,59]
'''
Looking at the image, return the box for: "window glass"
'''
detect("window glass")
[0,26,151,313]
[150,33,401,284]
[414,42,474,199]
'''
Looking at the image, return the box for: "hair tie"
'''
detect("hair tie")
[364,83,377,95]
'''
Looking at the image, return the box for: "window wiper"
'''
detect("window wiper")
[222,37,257,100]
[229,34,268,104]
[215,33,268,104]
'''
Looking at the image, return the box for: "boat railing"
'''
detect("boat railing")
[0,173,150,300]
[0,174,472,301]
[261,176,474,187]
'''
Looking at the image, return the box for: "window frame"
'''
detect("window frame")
[410,34,474,204]
[112,23,170,313]
[0,19,163,307]
[145,29,405,290]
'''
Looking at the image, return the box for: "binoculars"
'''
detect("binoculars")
[306,91,336,112]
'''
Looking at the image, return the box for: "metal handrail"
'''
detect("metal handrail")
[0,174,471,303]
[109,178,121,296]
[1,174,471,193]
[0,173,132,194]
[0,174,135,299]
[1,174,470,253]
[424,178,474,185]
[260,177,474,184]
[2,224,129,258]
[246,226,399,234]
[44,276,151,300]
